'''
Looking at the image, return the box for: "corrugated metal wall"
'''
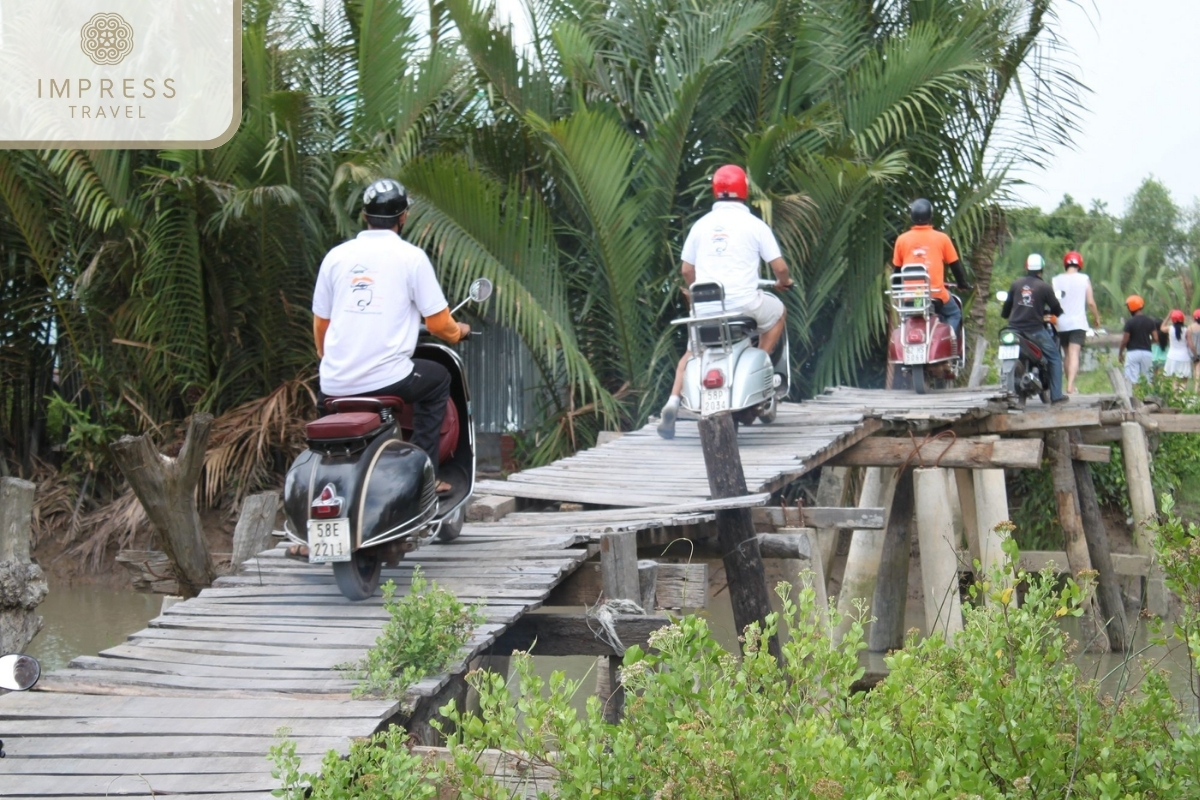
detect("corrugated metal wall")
[459,324,542,433]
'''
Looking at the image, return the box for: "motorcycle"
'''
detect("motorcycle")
[281,278,493,601]
[994,290,1053,408]
[886,264,965,394]
[671,279,790,426]
[0,653,41,758]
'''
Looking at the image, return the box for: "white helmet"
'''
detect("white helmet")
[1025,254,1045,272]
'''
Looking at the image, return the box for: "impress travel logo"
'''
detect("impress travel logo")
[0,1,241,148]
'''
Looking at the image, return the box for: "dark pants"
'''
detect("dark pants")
[1028,328,1064,401]
[318,359,451,477]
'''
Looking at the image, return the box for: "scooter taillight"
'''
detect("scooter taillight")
[907,330,925,343]
[702,369,725,389]
[311,483,342,519]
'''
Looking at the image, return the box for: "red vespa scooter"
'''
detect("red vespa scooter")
[886,265,965,394]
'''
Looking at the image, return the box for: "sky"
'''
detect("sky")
[1010,0,1200,214]
[493,0,1200,216]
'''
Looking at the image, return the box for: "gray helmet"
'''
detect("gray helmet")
[362,179,408,226]
[909,198,933,225]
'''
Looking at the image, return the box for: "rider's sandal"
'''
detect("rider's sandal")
[285,544,309,561]
[435,480,453,495]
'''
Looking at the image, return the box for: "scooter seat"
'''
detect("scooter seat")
[305,411,383,440]
[698,316,758,346]
[322,395,404,413]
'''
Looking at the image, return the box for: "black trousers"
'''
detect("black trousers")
[318,359,451,477]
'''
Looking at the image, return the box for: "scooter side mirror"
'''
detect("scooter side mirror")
[0,653,41,691]
[468,278,493,304]
[995,290,1008,303]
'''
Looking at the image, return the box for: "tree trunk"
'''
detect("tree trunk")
[110,415,216,598]
[698,412,779,659]
[1,478,48,653]
[967,206,1007,340]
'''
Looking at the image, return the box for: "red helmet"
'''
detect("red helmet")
[712,165,748,200]
[1063,251,1083,269]
[1171,309,1186,323]
[1194,309,1200,322]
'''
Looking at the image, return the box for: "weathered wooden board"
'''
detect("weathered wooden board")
[547,562,708,608]
[752,506,886,530]
[490,613,672,656]
[829,437,1043,469]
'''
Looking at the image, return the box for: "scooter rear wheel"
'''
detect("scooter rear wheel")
[757,395,778,424]
[333,549,382,601]
[912,365,928,395]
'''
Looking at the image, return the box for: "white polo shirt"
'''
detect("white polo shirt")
[681,201,783,309]
[312,230,449,396]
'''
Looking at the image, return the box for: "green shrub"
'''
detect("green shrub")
[342,567,483,699]
[270,724,440,799]
[437,559,1200,799]
[1150,495,1200,719]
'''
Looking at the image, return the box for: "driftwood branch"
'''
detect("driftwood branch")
[110,414,216,598]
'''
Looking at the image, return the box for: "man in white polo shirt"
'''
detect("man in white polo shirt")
[311,179,469,492]
[657,165,793,439]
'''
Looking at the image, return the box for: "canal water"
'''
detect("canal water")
[26,583,161,672]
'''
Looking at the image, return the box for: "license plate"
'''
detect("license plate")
[307,519,351,563]
[903,345,927,365]
[998,345,1020,360]
[701,389,728,414]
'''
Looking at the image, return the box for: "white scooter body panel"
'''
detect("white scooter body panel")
[680,337,776,416]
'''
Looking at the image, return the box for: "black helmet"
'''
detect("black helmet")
[909,198,933,225]
[362,179,408,225]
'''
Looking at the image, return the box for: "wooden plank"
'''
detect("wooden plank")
[0,755,323,775]
[0,713,370,737]
[1146,413,1200,433]
[3,773,286,796]
[829,437,1043,469]
[753,506,885,530]
[1070,443,1111,462]
[0,734,348,757]
[979,407,1101,433]
[0,693,394,718]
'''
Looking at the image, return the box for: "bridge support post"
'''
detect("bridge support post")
[869,469,915,652]
[834,467,896,643]
[814,466,850,587]
[913,468,964,642]
[972,468,1012,594]
[698,412,778,659]
[1069,429,1129,651]
[1120,421,1168,617]
[953,469,982,567]
[596,530,639,723]
[1047,430,1110,652]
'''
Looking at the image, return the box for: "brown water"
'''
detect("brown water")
[25,584,161,671]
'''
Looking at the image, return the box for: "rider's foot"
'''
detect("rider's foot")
[1052,396,1070,405]
[657,397,679,440]
[435,480,453,495]
[285,544,309,561]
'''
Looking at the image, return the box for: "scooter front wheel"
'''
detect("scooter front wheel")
[333,549,382,601]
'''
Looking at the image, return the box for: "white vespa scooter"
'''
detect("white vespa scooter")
[670,280,790,425]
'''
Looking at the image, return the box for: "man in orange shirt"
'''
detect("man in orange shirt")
[892,198,971,336]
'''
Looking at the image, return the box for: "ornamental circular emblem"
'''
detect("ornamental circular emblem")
[80,13,134,66]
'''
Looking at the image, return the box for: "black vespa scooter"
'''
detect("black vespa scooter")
[281,278,492,600]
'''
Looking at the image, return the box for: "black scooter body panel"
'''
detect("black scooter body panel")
[283,425,435,548]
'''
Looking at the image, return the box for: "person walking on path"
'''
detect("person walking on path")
[1189,309,1200,393]
[1118,295,1160,387]
[1051,250,1102,394]
[1161,309,1192,391]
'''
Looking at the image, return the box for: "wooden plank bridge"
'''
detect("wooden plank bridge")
[4,385,1191,798]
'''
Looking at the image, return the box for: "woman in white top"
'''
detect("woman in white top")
[1051,251,1102,394]
[1160,309,1192,390]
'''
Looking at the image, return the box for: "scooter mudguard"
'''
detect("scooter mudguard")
[681,356,703,413]
[926,318,957,363]
[283,429,436,550]
[731,346,773,410]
